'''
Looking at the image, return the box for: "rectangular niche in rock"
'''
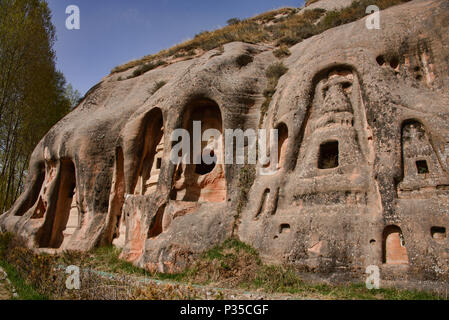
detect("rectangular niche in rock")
[431,227,446,240]
[318,140,339,169]
[416,160,429,174]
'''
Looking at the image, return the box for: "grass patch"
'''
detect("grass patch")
[128,60,167,79]
[265,62,289,80]
[0,234,47,300]
[273,45,291,58]
[249,265,304,294]
[202,238,259,261]
[0,260,47,300]
[0,232,444,300]
[149,80,167,95]
[86,246,150,276]
[65,246,192,284]
[184,238,262,287]
[270,8,325,47]
[174,49,196,59]
[164,238,444,300]
[307,283,443,300]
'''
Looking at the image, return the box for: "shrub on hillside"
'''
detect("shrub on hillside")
[149,81,167,95]
[273,45,291,58]
[265,62,288,82]
[227,18,241,25]
[129,60,167,78]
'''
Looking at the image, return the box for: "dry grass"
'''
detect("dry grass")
[187,239,262,287]
[110,7,312,74]
[128,60,167,79]
[273,45,291,58]
[0,233,205,299]
[149,80,167,95]
[0,233,445,300]
[111,0,411,77]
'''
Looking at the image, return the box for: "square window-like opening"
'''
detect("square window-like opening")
[318,141,339,169]
[416,160,429,174]
[156,158,162,169]
[431,227,446,240]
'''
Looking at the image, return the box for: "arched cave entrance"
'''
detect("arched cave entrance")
[109,147,126,247]
[147,204,166,239]
[276,123,288,170]
[171,99,226,203]
[37,159,77,249]
[383,225,409,265]
[133,108,164,196]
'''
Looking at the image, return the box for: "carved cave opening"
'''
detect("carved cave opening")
[400,120,440,184]
[376,55,385,66]
[416,160,429,174]
[318,140,339,169]
[37,159,77,249]
[147,204,166,239]
[277,123,288,170]
[390,57,399,70]
[431,227,446,240]
[134,108,164,196]
[171,99,226,203]
[376,55,399,71]
[109,147,126,247]
[383,225,409,265]
[296,67,360,179]
[255,188,270,220]
[279,224,291,234]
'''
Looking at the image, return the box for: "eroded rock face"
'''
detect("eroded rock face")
[1,0,449,280]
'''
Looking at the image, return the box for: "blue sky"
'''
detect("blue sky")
[47,0,305,95]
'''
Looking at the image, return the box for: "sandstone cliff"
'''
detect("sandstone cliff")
[1,0,449,281]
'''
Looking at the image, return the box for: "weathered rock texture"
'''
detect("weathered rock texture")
[1,0,449,281]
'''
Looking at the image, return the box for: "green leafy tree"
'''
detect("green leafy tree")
[0,0,71,212]
[64,83,82,109]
